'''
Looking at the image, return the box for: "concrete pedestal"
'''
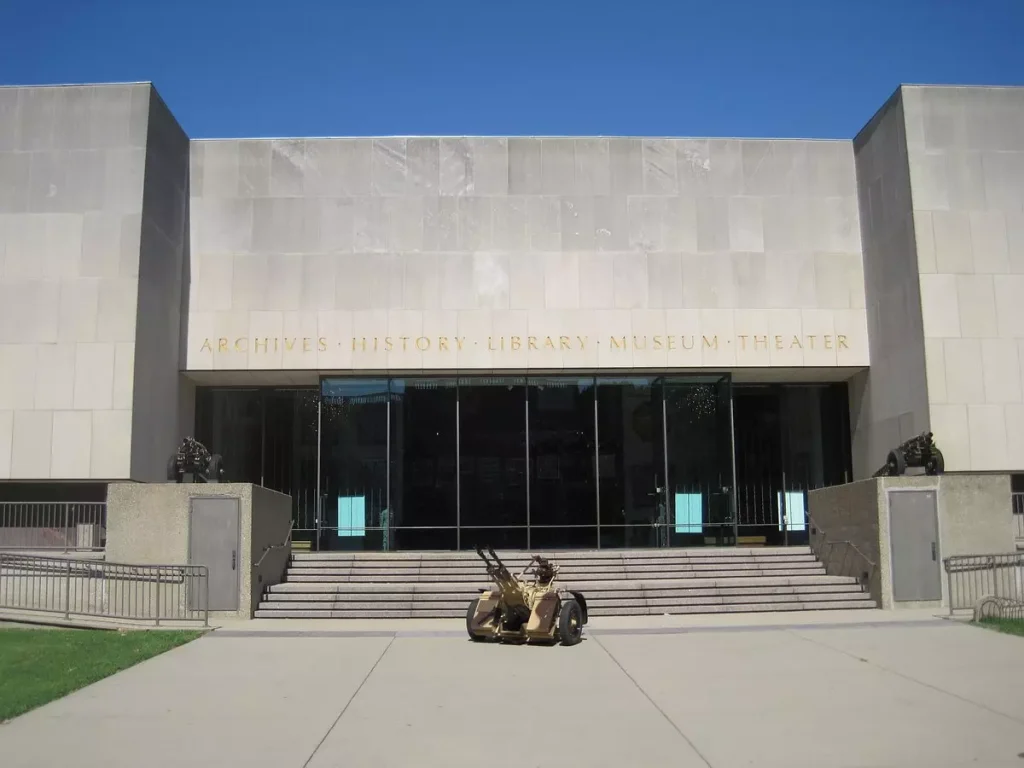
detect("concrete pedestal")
[808,474,1016,610]
[105,483,292,619]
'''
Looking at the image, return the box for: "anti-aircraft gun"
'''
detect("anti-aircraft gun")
[466,546,588,646]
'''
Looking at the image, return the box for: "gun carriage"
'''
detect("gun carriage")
[466,546,588,646]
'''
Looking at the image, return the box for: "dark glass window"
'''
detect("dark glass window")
[596,378,662,549]
[458,377,527,550]
[527,377,597,549]
[389,378,458,550]
[193,376,851,552]
[319,379,389,551]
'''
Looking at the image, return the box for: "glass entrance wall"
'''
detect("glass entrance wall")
[315,374,734,551]
[193,375,853,551]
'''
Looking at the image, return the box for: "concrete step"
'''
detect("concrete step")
[280,567,827,584]
[266,574,859,594]
[262,546,875,618]
[261,583,867,603]
[254,597,878,620]
[288,546,813,562]
[282,561,823,573]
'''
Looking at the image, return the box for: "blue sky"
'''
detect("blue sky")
[2,0,1022,139]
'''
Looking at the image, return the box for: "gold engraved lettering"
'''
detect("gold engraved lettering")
[559,335,571,351]
[838,334,849,349]
[455,337,465,351]
[383,337,394,352]
[577,335,587,350]
[318,337,328,352]
[273,338,280,353]
[790,335,803,349]
[439,336,450,351]
[254,338,268,353]
[667,336,677,350]
[488,336,498,351]
[416,336,430,351]
[285,338,296,351]
[633,335,647,350]
[303,338,312,352]
[653,335,663,350]
[200,338,213,353]
[217,338,228,353]
[736,335,748,351]
[511,336,522,351]
[610,336,626,350]
[824,335,834,350]
[528,336,539,350]
[774,335,783,350]
[754,335,768,350]
[681,336,694,350]
[806,335,816,349]
[544,336,555,350]
[234,338,248,352]
[702,335,718,350]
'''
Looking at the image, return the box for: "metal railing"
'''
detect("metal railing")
[943,552,1024,616]
[806,510,878,593]
[0,502,106,552]
[1013,492,1024,541]
[0,553,209,627]
[254,521,293,570]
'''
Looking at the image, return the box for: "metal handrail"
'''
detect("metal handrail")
[0,552,209,627]
[805,509,878,592]
[254,521,293,570]
[943,552,1024,616]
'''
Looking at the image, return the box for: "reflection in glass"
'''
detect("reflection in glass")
[390,379,458,550]
[527,377,597,548]
[458,378,527,550]
[320,379,389,551]
[596,379,663,549]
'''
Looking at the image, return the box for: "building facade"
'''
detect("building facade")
[1,82,1022,550]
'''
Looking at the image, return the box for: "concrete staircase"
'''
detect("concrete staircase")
[255,546,877,619]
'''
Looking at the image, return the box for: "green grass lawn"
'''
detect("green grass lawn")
[976,617,1024,637]
[0,628,204,722]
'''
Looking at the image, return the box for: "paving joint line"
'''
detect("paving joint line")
[785,627,1024,727]
[589,633,714,768]
[301,634,396,768]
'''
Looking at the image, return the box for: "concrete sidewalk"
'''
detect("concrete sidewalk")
[2,610,1023,767]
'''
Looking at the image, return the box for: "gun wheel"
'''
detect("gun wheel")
[558,599,584,646]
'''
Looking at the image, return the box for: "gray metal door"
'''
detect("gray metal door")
[189,497,240,612]
[889,489,941,602]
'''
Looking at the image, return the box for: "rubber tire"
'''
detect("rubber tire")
[887,449,907,476]
[466,598,485,641]
[926,449,945,476]
[558,599,584,646]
